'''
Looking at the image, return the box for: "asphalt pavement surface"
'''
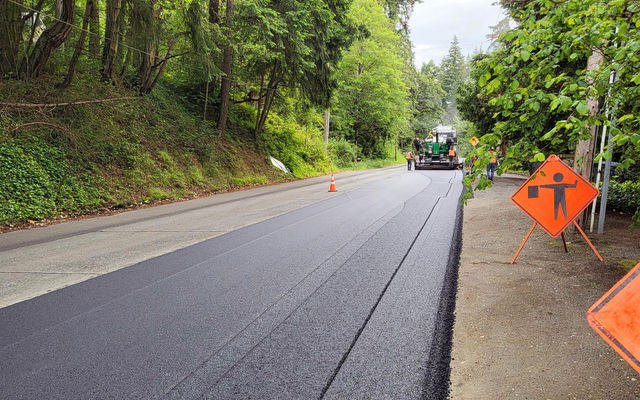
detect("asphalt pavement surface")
[0,169,463,399]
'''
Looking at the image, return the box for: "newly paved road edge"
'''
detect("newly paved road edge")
[422,185,464,399]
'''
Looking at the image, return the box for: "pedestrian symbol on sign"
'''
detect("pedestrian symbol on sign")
[527,173,578,220]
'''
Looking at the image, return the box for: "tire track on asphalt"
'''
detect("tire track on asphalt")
[317,180,453,399]
[165,174,436,399]
[162,203,404,398]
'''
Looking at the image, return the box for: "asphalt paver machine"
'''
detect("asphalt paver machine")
[414,125,462,170]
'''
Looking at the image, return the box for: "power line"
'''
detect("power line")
[8,0,157,59]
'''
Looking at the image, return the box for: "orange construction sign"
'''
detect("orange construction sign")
[511,154,599,238]
[588,262,640,375]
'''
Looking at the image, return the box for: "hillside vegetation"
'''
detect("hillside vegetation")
[1,0,437,226]
[0,76,389,226]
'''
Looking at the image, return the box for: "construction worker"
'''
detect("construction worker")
[448,147,456,163]
[413,136,422,153]
[487,148,497,180]
[406,150,413,171]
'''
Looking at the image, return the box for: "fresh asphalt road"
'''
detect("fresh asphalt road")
[0,169,463,399]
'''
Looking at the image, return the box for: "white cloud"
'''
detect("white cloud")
[409,0,505,67]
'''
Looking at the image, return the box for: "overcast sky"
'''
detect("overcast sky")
[409,0,506,67]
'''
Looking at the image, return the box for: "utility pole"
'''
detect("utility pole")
[598,114,616,234]
[324,109,330,147]
[590,71,617,232]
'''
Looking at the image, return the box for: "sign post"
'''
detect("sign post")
[510,154,603,263]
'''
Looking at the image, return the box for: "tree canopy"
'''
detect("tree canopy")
[458,0,640,223]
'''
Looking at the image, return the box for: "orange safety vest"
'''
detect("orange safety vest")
[448,148,456,157]
[406,151,413,160]
[489,151,497,164]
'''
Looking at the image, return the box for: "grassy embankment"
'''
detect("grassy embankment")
[0,77,402,227]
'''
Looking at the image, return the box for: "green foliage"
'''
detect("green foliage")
[259,110,332,178]
[461,0,640,192]
[0,0,422,226]
[0,140,101,224]
[439,36,469,124]
[607,181,640,226]
[453,119,479,158]
[0,76,336,225]
[411,62,446,138]
[327,138,357,168]
[332,0,410,158]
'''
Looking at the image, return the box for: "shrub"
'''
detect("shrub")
[0,140,101,224]
[327,138,356,168]
[260,113,331,177]
[607,180,640,228]
[607,180,640,214]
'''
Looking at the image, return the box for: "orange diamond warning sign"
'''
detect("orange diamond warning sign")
[511,154,599,238]
[588,262,640,375]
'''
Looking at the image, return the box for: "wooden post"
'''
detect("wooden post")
[573,49,604,227]
[324,109,330,147]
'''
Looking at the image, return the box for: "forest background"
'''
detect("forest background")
[0,0,469,226]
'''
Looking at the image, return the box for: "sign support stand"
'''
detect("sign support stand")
[572,220,604,262]
[511,222,537,264]
[511,219,604,264]
[561,231,568,253]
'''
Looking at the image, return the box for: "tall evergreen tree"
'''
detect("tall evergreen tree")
[439,36,467,124]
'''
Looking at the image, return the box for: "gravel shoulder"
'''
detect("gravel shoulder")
[451,175,640,399]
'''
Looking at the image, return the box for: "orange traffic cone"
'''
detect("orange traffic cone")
[328,173,337,192]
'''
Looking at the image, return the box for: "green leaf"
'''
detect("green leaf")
[541,128,556,140]
[533,152,546,162]
[521,50,530,61]
[617,114,634,123]
[576,101,589,115]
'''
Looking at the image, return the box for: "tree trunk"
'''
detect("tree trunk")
[217,0,234,135]
[256,84,277,135]
[574,49,604,227]
[88,0,100,57]
[203,80,210,120]
[209,0,220,24]
[500,135,508,156]
[255,62,280,136]
[119,46,131,80]
[102,0,123,81]
[55,0,63,18]
[138,43,157,94]
[138,3,161,94]
[114,0,128,79]
[60,0,92,89]
[0,0,23,76]
[145,41,175,94]
[20,0,74,78]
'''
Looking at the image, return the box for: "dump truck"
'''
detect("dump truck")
[414,125,462,170]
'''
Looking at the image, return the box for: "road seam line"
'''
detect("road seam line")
[162,204,405,399]
[318,188,449,399]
